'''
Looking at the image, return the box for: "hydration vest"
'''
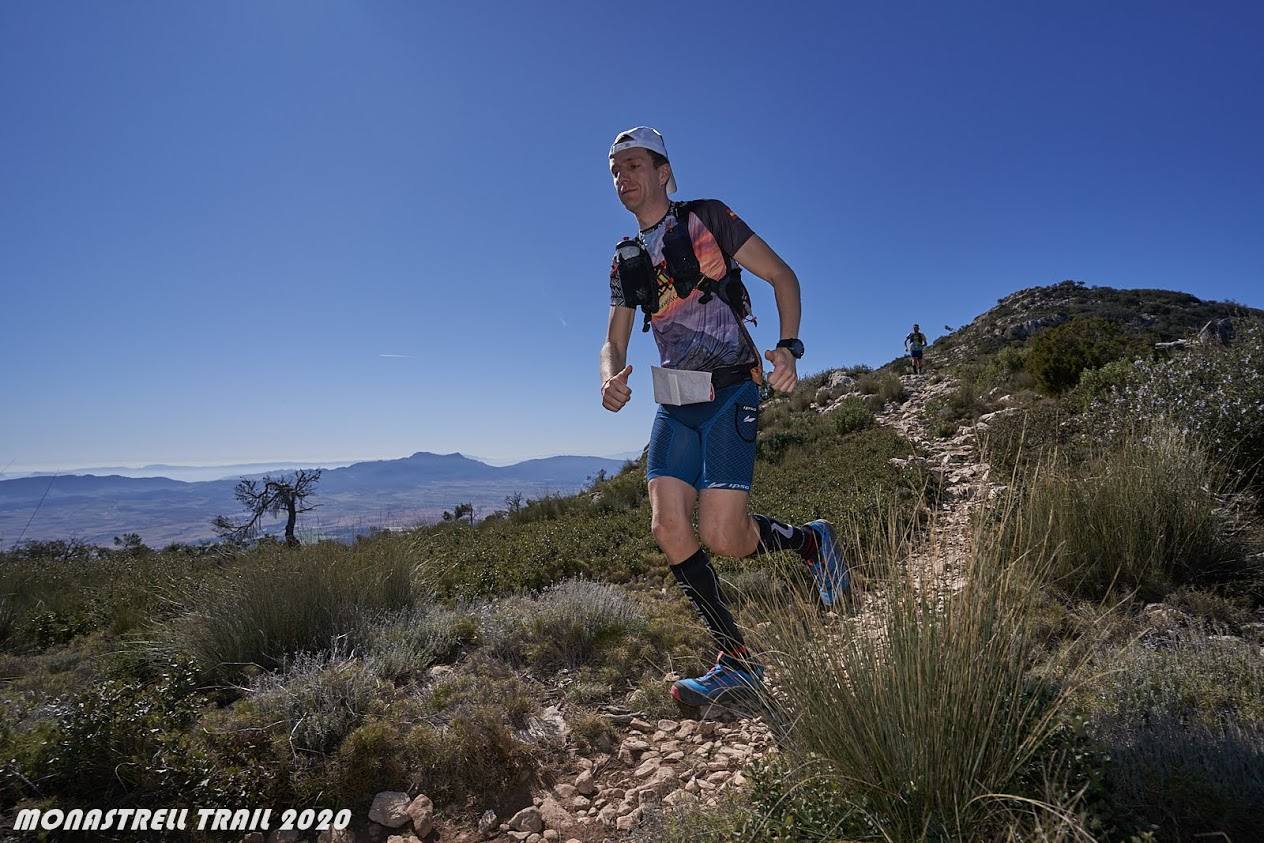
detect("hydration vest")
[613,200,759,348]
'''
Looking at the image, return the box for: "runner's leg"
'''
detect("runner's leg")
[652,477,747,658]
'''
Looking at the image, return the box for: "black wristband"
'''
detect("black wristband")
[776,338,805,359]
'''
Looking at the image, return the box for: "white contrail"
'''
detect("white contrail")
[378,353,414,359]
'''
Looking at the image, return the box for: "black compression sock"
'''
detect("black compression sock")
[750,514,816,559]
[670,547,746,657]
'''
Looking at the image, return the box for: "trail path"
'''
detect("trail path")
[871,374,1009,590]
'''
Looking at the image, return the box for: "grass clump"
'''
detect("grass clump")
[140,541,416,678]
[743,498,1089,841]
[1008,423,1246,601]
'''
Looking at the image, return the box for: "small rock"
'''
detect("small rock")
[543,833,560,842]
[574,769,597,795]
[477,810,498,835]
[656,719,679,732]
[572,796,591,810]
[428,664,453,679]
[387,836,421,843]
[406,793,434,838]
[369,792,413,829]
[538,797,574,833]
[664,790,699,807]
[242,835,266,843]
[628,718,655,733]
[317,831,355,843]
[509,806,544,834]
[675,720,698,739]
[554,783,577,800]
[616,808,642,832]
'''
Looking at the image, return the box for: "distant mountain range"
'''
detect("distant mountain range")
[0,451,632,548]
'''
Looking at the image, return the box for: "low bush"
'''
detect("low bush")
[980,400,1077,480]
[358,603,477,681]
[828,396,873,436]
[31,659,209,803]
[1090,319,1264,495]
[1091,718,1264,841]
[481,580,646,670]
[1079,630,1264,840]
[243,649,390,756]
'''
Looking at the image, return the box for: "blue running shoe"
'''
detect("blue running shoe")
[671,657,765,708]
[805,519,850,607]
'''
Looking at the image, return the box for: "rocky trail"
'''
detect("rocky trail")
[276,373,1010,843]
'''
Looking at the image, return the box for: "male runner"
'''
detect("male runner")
[599,127,847,707]
[904,323,928,375]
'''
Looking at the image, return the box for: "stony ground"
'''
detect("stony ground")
[257,372,1006,843]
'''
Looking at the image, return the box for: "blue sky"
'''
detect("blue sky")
[2,1,1261,473]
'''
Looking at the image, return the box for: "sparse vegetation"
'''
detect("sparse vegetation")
[3,282,1263,838]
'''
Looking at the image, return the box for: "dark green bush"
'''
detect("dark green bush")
[1025,317,1135,395]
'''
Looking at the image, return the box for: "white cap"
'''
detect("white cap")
[609,126,677,194]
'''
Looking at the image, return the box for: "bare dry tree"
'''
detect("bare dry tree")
[212,469,322,547]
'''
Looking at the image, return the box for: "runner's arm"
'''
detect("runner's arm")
[733,234,801,341]
[600,306,636,382]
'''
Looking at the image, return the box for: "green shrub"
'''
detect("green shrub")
[980,400,1076,480]
[405,706,538,804]
[327,719,411,806]
[1080,630,1264,728]
[39,659,209,802]
[828,397,873,436]
[1025,317,1135,395]
[877,371,907,404]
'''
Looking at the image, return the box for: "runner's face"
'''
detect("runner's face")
[610,148,667,212]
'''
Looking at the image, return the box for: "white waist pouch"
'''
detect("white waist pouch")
[652,366,714,405]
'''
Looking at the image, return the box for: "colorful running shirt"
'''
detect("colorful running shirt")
[905,331,927,352]
[609,199,757,373]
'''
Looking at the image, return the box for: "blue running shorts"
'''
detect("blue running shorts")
[647,379,760,492]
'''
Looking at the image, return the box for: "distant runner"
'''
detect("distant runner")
[905,323,928,375]
[599,126,848,709]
